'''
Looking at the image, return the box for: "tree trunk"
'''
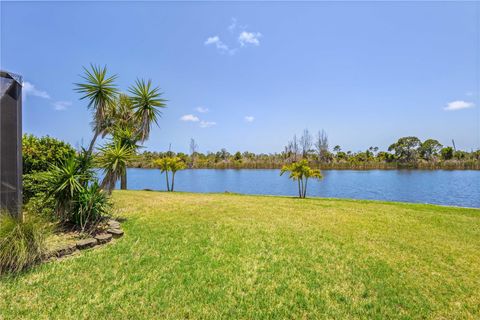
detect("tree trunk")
[121,172,127,190]
[171,172,175,192]
[300,178,305,198]
[165,171,170,192]
[297,179,302,198]
[87,130,100,154]
[303,178,308,198]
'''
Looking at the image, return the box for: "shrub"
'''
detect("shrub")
[46,152,95,221]
[23,134,76,174]
[72,182,111,232]
[0,213,52,274]
[23,171,51,203]
[46,152,111,231]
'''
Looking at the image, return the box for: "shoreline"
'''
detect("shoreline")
[123,190,480,210]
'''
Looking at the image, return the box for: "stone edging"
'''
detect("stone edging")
[47,219,124,259]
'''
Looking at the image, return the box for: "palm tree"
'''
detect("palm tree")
[111,93,135,131]
[169,157,186,192]
[112,126,141,190]
[75,64,118,154]
[153,158,171,191]
[280,160,322,198]
[96,141,134,194]
[128,79,167,142]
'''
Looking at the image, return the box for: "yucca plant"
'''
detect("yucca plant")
[112,126,141,190]
[72,182,111,233]
[75,64,119,154]
[46,154,92,220]
[0,212,51,274]
[97,141,135,194]
[128,79,167,142]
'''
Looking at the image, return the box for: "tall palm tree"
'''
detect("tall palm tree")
[107,93,139,190]
[110,93,135,133]
[96,141,134,194]
[128,79,167,142]
[75,64,118,154]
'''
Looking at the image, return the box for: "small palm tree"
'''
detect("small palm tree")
[96,141,135,194]
[75,64,118,154]
[153,158,172,191]
[128,79,167,142]
[112,125,141,190]
[169,157,186,192]
[280,160,322,198]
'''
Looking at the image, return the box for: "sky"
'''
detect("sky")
[1,1,479,154]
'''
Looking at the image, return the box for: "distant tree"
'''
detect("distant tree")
[189,138,198,168]
[454,150,467,160]
[315,130,329,163]
[292,135,299,161]
[333,145,341,154]
[368,146,379,157]
[440,147,454,160]
[336,151,347,161]
[280,160,322,198]
[218,148,230,160]
[388,136,421,163]
[419,139,442,161]
[153,158,172,191]
[299,129,312,159]
[234,151,242,161]
[169,157,186,191]
[153,157,186,191]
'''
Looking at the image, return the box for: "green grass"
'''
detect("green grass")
[1,191,479,319]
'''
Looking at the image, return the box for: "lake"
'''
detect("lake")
[117,169,480,208]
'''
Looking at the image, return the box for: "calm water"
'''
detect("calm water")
[117,169,480,208]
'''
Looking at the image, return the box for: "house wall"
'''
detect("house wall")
[0,73,22,218]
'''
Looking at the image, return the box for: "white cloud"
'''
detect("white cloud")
[238,31,261,46]
[444,100,475,111]
[199,120,216,128]
[52,101,71,111]
[180,114,200,122]
[244,116,255,123]
[204,36,235,55]
[23,81,50,99]
[204,36,220,46]
[195,106,209,113]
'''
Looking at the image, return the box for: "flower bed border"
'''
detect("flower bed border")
[46,219,124,260]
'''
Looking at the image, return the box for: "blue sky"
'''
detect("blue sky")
[1,1,479,153]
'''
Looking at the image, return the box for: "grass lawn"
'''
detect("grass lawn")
[1,191,479,319]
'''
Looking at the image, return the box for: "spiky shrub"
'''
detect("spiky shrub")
[46,151,111,231]
[0,213,52,274]
[72,182,111,233]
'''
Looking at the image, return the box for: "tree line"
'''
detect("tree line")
[131,131,480,170]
